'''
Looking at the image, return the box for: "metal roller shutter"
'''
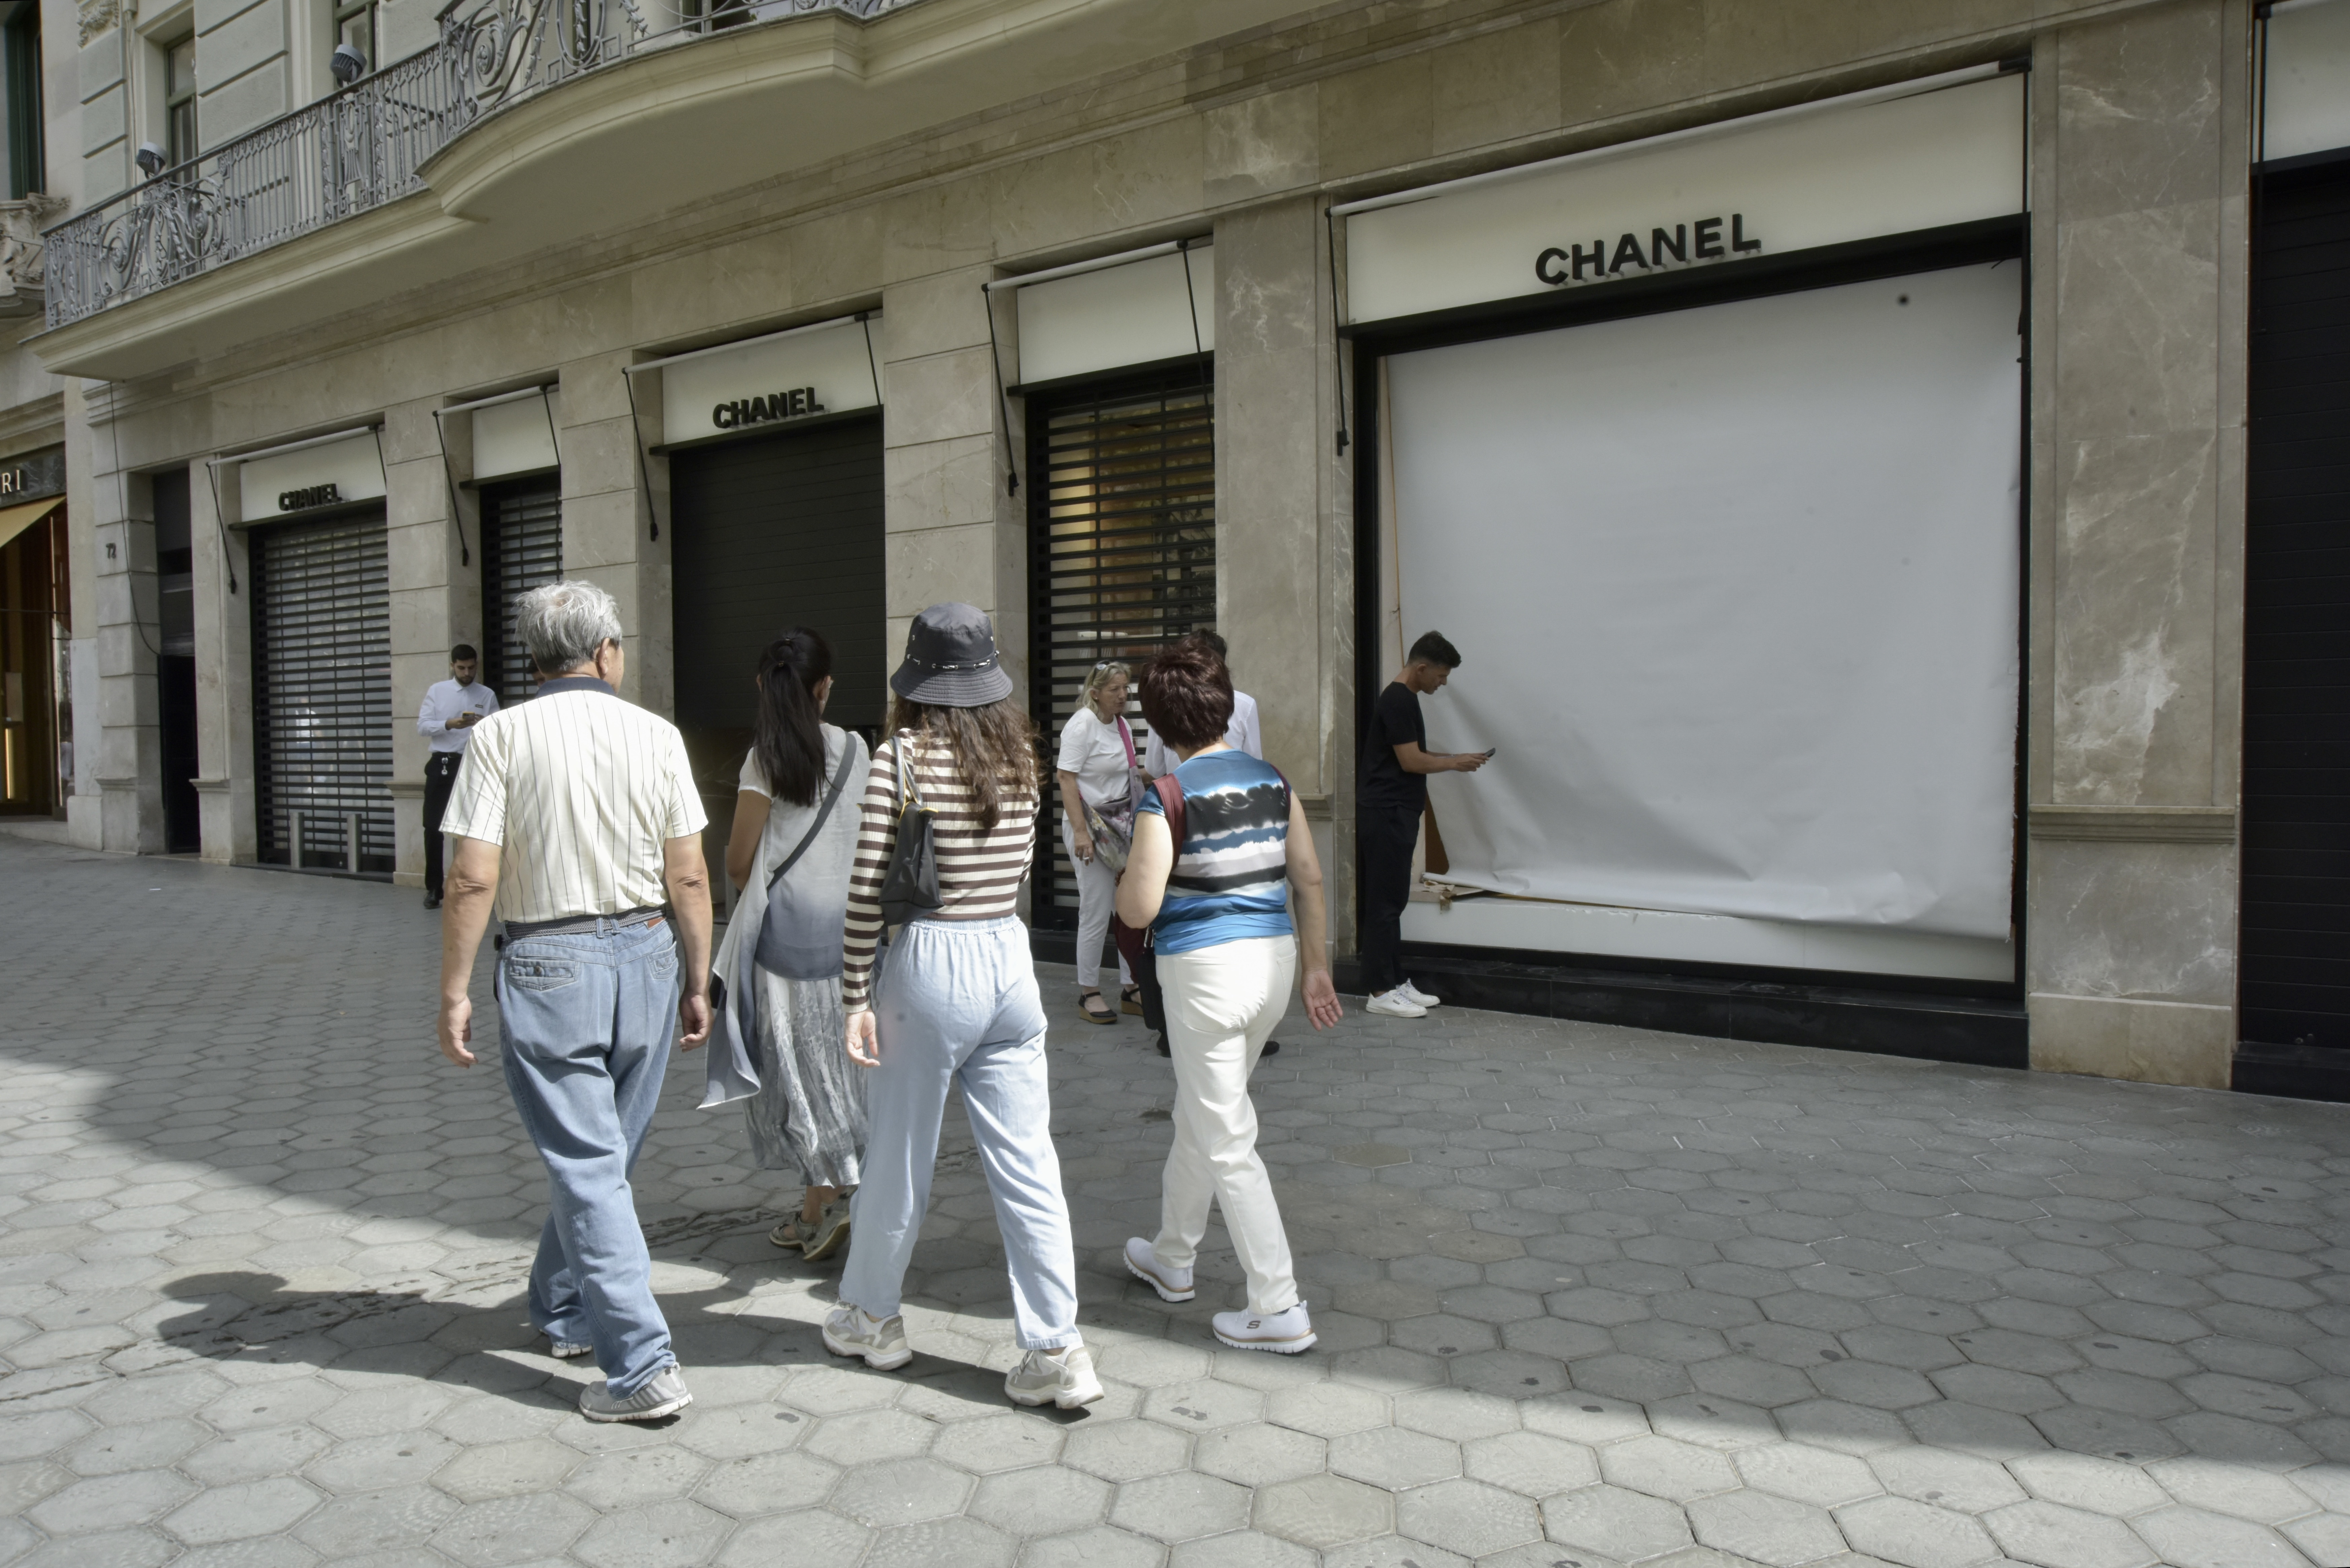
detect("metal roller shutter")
[481,477,563,703]
[2243,159,2350,1053]
[1025,370,1215,926]
[251,511,391,874]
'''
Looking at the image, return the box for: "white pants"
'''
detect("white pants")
[1063,818,1132,991]
[1150,933,1299,1314]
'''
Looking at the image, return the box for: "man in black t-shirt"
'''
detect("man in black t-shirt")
[1358,631,1487,1018]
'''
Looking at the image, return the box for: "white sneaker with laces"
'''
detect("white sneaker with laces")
[1399,979,1443,1008]
[1213,1302,1316,1354]
[1004,1344,1105,1408]
[822,1304,913,1370]
[1365,987,1427,1019]
[1124,1236,1195,1302]
[578,1365,693,1422]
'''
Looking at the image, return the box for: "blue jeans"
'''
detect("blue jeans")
[497,915,679,1395]
[839,916,1080,1350]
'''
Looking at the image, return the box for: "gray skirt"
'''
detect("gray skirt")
[745,966,867,1189]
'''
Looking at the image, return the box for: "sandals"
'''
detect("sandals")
[770,1213,819,1251]
[1121,985,1145,1017]
[1078,989,1117,1025]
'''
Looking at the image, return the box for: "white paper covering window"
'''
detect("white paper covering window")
[1383,263,2022,947]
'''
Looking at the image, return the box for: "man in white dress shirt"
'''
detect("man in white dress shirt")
[418,644,497,910]
[1143,631,1260,776]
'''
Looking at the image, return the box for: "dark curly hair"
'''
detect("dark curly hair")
[1140,636,1235,753]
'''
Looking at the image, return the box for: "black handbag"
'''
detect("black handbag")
[877,736,942,925]
[752,739,861,980]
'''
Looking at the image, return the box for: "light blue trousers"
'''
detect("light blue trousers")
[496,916,678,1396]
[839,916,1081,1350]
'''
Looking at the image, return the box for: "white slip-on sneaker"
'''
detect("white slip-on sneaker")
[1365,987,1427,1019]
[1400,979,1443,1008]
[1213,1302,1317,1354]
[1124,1236,1195,1302]
[822,1304,913,1370]
[579,1365,693,1422]
[1004,1344,1105,1408]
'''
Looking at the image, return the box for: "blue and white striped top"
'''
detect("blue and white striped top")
[1137,750,1293,955]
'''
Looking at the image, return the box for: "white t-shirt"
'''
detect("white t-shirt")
[1144,689,1263,777]
[1057,707,1137,809]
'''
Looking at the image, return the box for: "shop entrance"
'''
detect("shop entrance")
[2241,156,2350,1057]
[0,495,62,816]
[668,414,884,903]
[154,471,199,852]
[250,509,392,874]
[480,475,563,703]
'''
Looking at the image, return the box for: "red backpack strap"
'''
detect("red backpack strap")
[1152,773,1186,852]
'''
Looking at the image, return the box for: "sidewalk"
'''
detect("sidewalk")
[2,832,2347,1568]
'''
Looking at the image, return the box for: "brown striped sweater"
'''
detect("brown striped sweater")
[843,733,1039,1012]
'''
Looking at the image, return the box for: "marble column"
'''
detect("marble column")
[384,398,462,888]
[2025,0,2252,1087]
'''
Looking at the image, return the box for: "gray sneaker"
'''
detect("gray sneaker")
[1005,1344,1105,1409]
[823,1304,912,1370]
[547,1336,593,1359]
[579,1365,692,1422]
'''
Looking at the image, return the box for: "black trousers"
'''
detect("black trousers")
[1358,801,1420,997]
[423,752,463,896]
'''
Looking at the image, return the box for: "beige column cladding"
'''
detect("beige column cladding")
[2024,0,2252,1090]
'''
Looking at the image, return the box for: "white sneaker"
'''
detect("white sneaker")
[1004,1344,1105,1408]
[1124,1236,1195,1302]
[1213,1302,1317,1354]
[822,1304,913,1370]
[579,1365,693,1422]
[1400,979,1443,1008]
[1365,987,1427,1019]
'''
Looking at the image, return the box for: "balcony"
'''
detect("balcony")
[31,0,1315,381]
[41,0,909,335]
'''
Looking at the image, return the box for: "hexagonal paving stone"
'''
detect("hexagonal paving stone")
[1329,1427,1463,1491]
[865,1513,1016,1568]
[1835,1494,2001,1568]
[694,1451,840,1519]
[292,1484,462,1557]
[574,1499,734,1568]
[712,1506,873,1568]
[801,1407,939,1465]
[1192,1423,1326,1487]
[1461,1430,1598,1498]
[429,1490,599,1567]
[1064,1420,1193,1483]
[1983,1499,2160,1568]
[1543,1482,1695,1560]
[1143,1381,1267,1434]
[1110,1471,1252,1542]
[563,1444,713,1508]
[930,1412,1065,1474]
[304,1430,460,1494]
[1869,1444,2027,1513]
[968,1464,1112,1537]
[1735,1442,1881,1508]
[1598,1434,1738,1501]
[2131,1504,2314,1568]
[1266,1383,1388,1439]
[1688,1487,1847,1567]
[1396,1477,1541,1557]
[28,1469,198,1535]
[831,1456,973,1529]
[1253,1473,1394,1549]
[1163,1527,1315,1568]
[676,1403,810,1460]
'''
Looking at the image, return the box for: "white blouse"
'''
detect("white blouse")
[1057,707,1138,809]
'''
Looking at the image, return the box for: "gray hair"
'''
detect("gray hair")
[516,580,624,675]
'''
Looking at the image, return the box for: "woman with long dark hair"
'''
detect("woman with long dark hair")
[823,603,1103,1410]
[715,627,870,1262]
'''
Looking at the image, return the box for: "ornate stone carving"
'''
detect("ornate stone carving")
[0,195,68,316]
[76,0,119,48]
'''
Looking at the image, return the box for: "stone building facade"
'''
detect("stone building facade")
[25,0,2350,1095]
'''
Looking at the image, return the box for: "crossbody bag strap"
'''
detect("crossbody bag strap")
[765,737,862,894]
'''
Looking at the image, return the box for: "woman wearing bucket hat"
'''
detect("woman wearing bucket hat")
[822,603,1103,1409]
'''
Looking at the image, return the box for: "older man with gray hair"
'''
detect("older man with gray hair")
[435,580,713,1423]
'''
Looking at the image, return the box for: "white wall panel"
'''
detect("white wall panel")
[1016,247,1214,385]
[2267,0,2350,161]
[1346,74,2023,325]
[1386,263,2022,948]
[237,432,385,522]
[472,392,558,480]
[657,315,881,446]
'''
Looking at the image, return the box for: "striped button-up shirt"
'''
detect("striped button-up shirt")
[437,678,708,925]
[843,733,1037,1012]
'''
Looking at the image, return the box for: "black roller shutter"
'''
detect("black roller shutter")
[481,476,563,702]
[2243,157,2350,1054]
[1025,369,1215,927]
[668,415,886,796]
[251,511,391,874]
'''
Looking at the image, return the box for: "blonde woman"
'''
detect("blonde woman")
[1055,660,1145,1024]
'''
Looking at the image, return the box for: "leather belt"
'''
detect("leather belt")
[503,907,664,940]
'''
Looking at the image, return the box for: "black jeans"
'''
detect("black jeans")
[1358,801,1420,996]
[423,752,463,897]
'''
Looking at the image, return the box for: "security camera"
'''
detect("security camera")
[134,142,167,177]
[330,42,366,84]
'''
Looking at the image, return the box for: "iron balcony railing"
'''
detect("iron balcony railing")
[43,0,913,330]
